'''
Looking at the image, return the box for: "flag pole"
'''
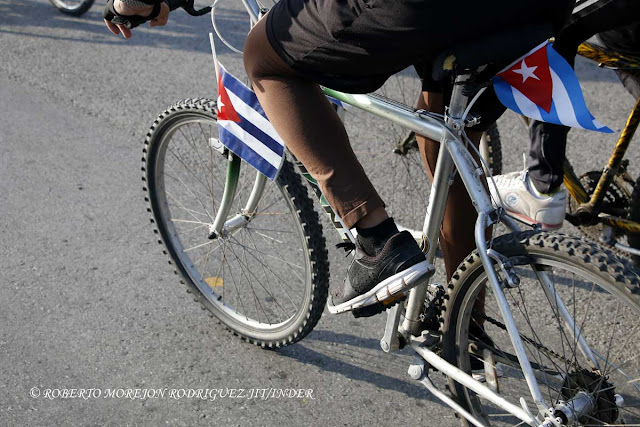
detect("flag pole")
[209,33,221,87]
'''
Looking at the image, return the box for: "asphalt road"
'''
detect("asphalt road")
[1,1,638,426]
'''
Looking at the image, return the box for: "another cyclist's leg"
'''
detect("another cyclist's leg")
[489,120,571,230]
[244,17,432,316]
[489,124,568,229]
[527,122,569,195]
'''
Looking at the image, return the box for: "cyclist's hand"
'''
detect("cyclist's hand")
[103,0,170,39]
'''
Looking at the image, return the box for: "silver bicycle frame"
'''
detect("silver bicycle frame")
[210,1,601,424]
[322,82,549,424]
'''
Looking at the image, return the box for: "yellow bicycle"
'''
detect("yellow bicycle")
[561,42,640,262]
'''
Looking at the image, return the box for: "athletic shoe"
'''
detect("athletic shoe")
[327,231,434,317]
[488,170,567,230]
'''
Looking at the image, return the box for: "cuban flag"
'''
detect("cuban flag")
[492,41,612,133]
[210,35,285,180]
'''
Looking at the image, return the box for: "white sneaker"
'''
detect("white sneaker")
[488,170,567,230]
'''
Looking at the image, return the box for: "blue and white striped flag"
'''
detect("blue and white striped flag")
[210,36,285,180]
[492,41,612,133]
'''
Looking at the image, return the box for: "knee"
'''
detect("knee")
[243,23,264,82]
[243,17,286,85]
[243,17,296,87]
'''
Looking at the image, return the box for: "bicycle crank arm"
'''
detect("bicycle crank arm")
[598,213,640,234]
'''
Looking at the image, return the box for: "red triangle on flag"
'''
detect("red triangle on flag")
[498,44,553,113]
[217,74,241,123]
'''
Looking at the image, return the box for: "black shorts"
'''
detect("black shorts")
[554,0,640,59]
[266,0,572,94]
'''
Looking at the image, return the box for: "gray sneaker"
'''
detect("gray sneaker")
[488,170,567,230]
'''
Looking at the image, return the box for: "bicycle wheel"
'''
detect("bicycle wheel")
[441,231,640,426]
[143,98,329,347]
[49,0,94,15]
[480,124,502,176]
[567,169,640,265]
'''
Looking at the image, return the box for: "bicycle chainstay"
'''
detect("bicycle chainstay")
[473,311,587,374]
[422,286,588,374]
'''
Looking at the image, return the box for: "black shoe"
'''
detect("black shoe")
[327,231,434,317]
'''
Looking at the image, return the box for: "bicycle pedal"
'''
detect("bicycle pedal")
[352,293,406,318]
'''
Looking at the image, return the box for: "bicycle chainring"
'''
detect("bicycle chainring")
[569,171,633,255]
[420,285,445,333]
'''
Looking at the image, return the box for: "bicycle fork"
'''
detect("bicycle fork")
[208,152,269,239]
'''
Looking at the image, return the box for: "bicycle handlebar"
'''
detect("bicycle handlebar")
[103,0,211,30]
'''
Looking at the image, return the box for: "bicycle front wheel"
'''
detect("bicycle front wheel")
[143,98,329,347]
[441,231,640,426]
[49,0,94,15]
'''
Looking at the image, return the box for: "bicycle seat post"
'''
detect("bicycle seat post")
[400,73,472,338]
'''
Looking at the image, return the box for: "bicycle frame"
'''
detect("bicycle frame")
[214,79,557,426]
[210,2,603,425]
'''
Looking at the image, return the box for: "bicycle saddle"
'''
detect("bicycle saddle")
[431,23,554,81]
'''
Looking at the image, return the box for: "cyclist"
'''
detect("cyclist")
[489,0,640,229]
[104,0,573,316]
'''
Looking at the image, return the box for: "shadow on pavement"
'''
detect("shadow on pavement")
[277,329,445,403]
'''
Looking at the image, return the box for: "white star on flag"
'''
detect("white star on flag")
[217,94,224,109]
[512,59,539,83]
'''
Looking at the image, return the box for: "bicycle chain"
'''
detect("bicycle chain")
[474,311,586,373]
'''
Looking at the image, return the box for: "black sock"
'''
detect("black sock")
[356,217,399,256]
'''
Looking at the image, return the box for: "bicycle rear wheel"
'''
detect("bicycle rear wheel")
[143,98,329,347]
[49,0,94,15]
[441,231,640,426]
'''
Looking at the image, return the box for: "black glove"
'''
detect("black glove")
[102,0,165,29]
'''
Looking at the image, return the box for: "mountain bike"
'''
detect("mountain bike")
[141,2,640,425]
[49,0,94,15]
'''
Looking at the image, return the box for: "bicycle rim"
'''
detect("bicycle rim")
[443,232,640,426]
[147,108,317,340]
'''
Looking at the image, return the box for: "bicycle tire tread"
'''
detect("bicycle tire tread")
[440,230,640,425]
[142,98,330,349]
